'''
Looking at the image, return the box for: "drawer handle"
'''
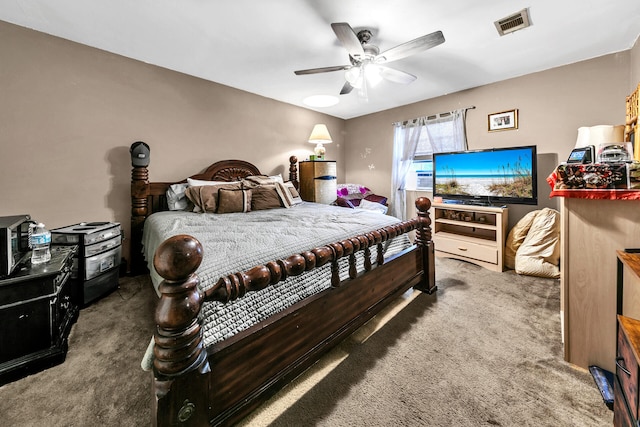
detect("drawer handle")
[616,357,632,376]
[457,247,468,251]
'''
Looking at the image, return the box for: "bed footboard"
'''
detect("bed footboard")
[151,197,434,426]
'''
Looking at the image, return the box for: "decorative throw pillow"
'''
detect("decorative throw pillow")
[185,182,243,212]
[336,183,371,197]
[276,182,303,207]
[216,188,252,214]
[251,185,284,210]
[335,197,356,209]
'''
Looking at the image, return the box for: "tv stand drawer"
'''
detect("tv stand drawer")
[434,235,498,264]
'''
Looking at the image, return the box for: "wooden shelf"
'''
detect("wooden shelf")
[432,203,508,272]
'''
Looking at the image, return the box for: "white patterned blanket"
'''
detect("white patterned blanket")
[142,202,411,346]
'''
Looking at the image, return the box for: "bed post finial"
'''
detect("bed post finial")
[413,197,437,294]
[289,156,299,189]
[153,235,208,379]
[131,141,150,275]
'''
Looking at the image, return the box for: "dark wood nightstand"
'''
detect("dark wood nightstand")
[0,245,79,385]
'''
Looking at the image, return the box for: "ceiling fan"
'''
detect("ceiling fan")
[294,22,445,99]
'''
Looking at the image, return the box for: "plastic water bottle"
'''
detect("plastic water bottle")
[30,223,51,265]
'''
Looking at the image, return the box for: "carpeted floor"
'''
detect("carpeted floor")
[0,258,613,426]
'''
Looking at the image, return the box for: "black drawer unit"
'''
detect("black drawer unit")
[0,245,78,385]
[51,222,121,306]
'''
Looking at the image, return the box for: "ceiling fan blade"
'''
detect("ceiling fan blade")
[331,22,365,59]
[376,30,445,64]
[377,66,417,84]
[294,65,351,75]
[340,81,354,95]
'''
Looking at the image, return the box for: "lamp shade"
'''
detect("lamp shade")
[308,124,332,144]
[575,125,624,148]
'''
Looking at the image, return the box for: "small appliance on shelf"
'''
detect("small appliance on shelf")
[51,222,122,306]
[0,215,32,278]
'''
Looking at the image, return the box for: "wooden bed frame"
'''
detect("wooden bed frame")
[130,154,436,426]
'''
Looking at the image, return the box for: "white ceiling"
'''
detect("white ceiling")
[1,0,639,119]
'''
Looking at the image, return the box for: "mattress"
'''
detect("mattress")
[142,202,412,346]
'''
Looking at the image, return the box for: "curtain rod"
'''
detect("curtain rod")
[393,105,476,126]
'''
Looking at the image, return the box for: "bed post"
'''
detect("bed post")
[413,197,437,294]
[289,156,299,189]
[152,235,210,427]
[131,161,150,275]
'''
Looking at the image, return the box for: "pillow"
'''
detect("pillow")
[244,174,283,186]
[216,188,252,214]
[185,182,243,212]
[187,177,234,187]
[337,184,371,197]
[166,183,190,211]
[364,194,388,205]
[276,182,303,207]
[357,199,389,214]
[335,197,356,209]
[251,185,284,211]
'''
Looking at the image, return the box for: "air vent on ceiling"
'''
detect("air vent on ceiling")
[495,8,532,36]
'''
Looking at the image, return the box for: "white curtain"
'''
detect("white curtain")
[421,109,468,154]
[391,109,468,220]
[390,118,425,220]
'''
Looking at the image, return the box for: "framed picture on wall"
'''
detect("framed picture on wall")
[488,109,518,132]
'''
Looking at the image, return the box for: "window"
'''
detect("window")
[391,108,468,219]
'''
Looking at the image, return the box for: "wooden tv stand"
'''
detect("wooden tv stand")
[432,203,508,272]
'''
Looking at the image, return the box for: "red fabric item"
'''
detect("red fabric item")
[547,170,640,200]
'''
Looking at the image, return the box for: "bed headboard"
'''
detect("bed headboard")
[130,148,299,274]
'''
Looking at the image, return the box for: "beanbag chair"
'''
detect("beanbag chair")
[505,208,561,278]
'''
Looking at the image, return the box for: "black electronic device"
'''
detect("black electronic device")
[130,141,150,167]
[567,145,594,164]
[0,215,34,278]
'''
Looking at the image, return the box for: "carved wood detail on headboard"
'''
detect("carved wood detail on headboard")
[189,159,261,182]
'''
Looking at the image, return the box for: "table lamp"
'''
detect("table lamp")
[308,124,332,160]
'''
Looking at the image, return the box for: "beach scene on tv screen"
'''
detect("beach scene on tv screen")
[435,148,534,198]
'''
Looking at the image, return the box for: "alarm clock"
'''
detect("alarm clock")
[567,145,594,164]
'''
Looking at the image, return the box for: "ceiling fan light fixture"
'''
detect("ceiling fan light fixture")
[344,67,363,88]
[365,64,383,87]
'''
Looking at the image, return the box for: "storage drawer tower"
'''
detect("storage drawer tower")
[51,222,121,306]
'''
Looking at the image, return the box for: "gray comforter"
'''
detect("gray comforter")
[142,202,411,346]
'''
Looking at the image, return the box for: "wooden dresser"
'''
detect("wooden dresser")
[299,160,337,204]
[615,250,640,426]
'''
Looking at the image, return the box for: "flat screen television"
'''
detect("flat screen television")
[433,145,538,206]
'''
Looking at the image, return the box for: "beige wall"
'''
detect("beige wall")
[0,21,346,262]
[344,51,631,224]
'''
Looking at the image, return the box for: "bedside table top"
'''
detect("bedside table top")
[0,246,76,285]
